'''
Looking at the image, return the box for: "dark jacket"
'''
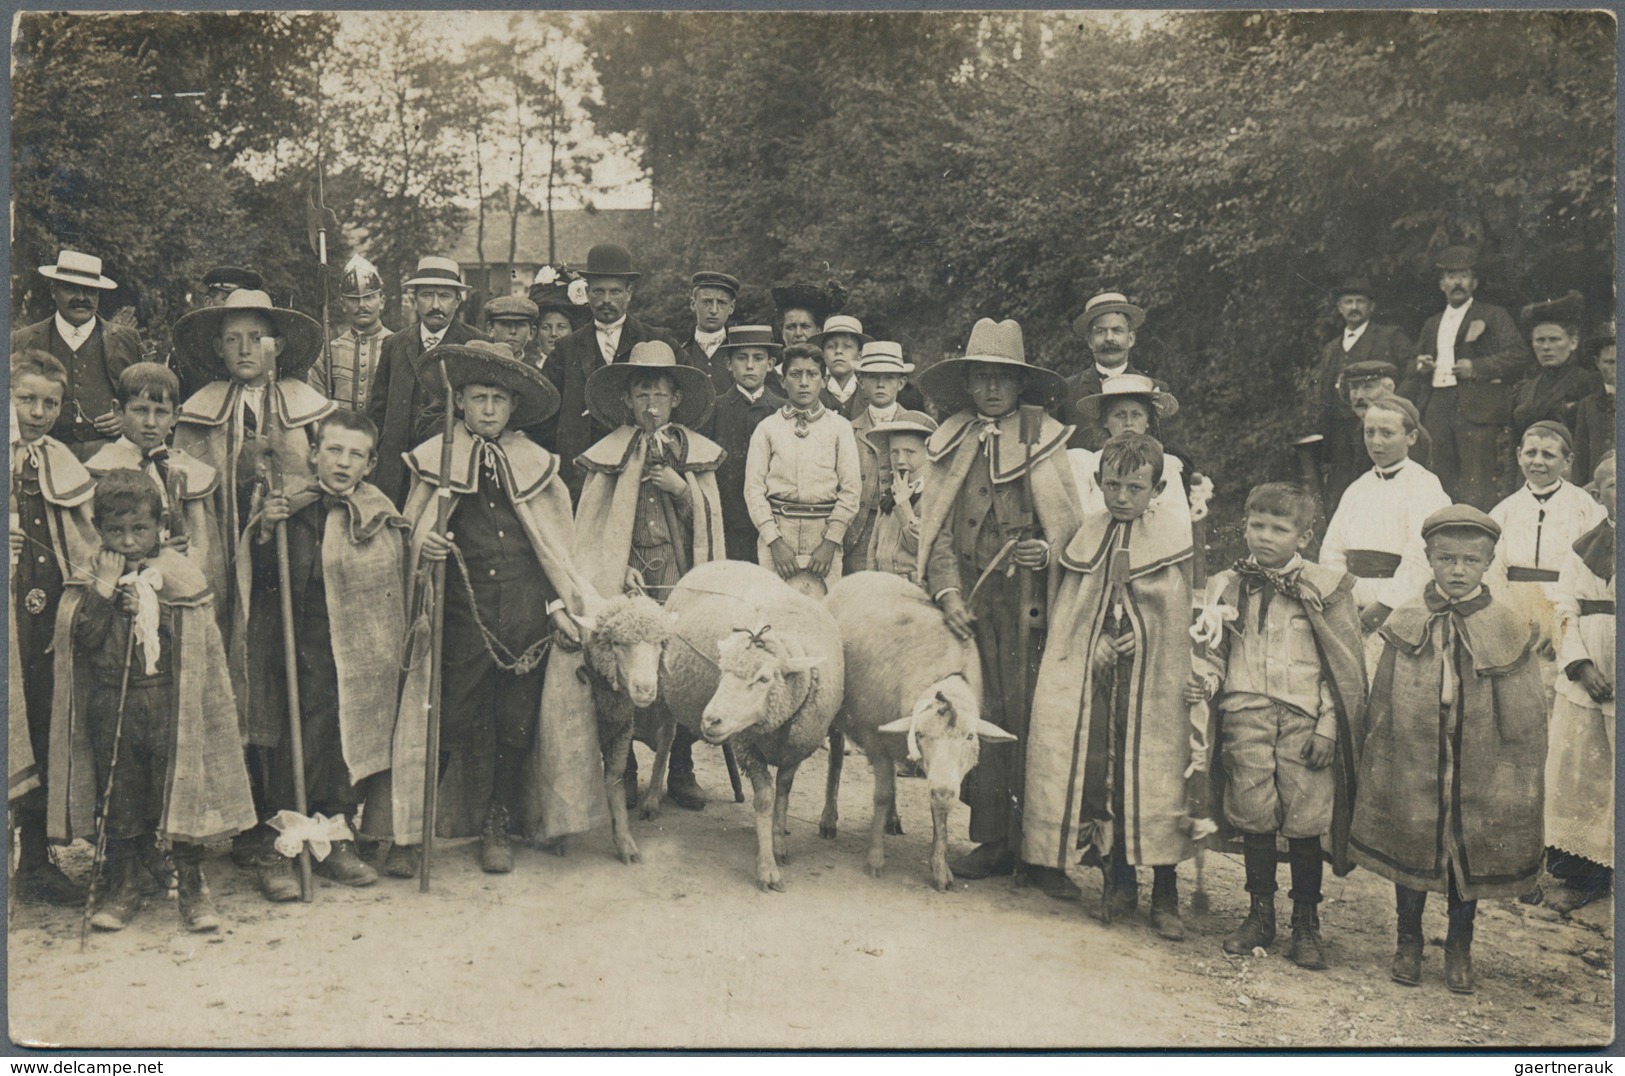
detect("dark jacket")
[1510,361,1603,438]
[11,316,143,451]
[678,333,735,396]
[550,314,679,495]
[1400,300,1532,426]
[367,318,490,506]
[704,384,785,557]
[1306,322,1414,437]
[1571,391,1615,486]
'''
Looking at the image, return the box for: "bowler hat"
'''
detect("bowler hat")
[856,341,915,376]
[38,250,117,290]
[171,289,324,386]
[808,314,874,348]
[584,340,714,430]
[1433,246,1480,273]
[690,271,741,297]
[403,255,471,291]
[1421,504,1501,543]
[1333,277,1374,301]
[484,295,540,324]
[1070,291,1146,338]
[1342,360,1400,384]
[202,265,265,293]
[1075,373,1180,426]
[581,243,641,281]
[863,409,937,454]
[713,325,783,354]
[916,318,1065,415]
[417,339,560,428]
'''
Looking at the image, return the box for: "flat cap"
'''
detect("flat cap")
[1343,360,1400,383]
[1520,419,1574,454]
[202,265,265,291]
[484,295,540,322]
[1421,504,1501,542]
[690,271,741,296]
[1365,394,1421,431]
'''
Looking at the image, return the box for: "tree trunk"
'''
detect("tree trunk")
[508,87,524,293]
[474,122,487,289]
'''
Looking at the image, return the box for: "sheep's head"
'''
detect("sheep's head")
[701,626,821,744]
[877,674,1013,801]
[576,591,677,710]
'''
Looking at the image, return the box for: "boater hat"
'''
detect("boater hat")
[713,325,783,354]
[417,339,560,428]
[584,340,714,429]
[171,288,324,386]
[1074,373,1180,425]
[915,317,1066,415]
[1421,504,1501,543]
[808,314,874,348]
[862,409,938,454]
[1070,291,1146,338]
[402,256,471,291]
[38,250,117,290]
[856,341,915,375]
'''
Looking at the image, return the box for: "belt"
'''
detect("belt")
[1345,549,1402,579]
[1505,566,1560,583]
[1578,599,1615,617]
[768,496,836,520]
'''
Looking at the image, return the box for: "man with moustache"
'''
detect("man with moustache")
[679,271,742,394]
[1399,246,1533,509]
[310,255,393,414]
[1306,279,1413,447]
[549,244,679,496]
[1062,292,1176,451]
[11,251,144,461]
[367,255,490,505]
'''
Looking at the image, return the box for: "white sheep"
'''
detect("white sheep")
[660,560,844,892]
[822,571,1015,892]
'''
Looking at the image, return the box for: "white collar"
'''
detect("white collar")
[695,328,726,345]
[1441,298,1473,321]
[420,323,447,347]
[736,384,766,403]
[867,402,900,426]
[1095,361,1129,379]
[54,312,95,349]
[827,374,858,402]
[596,317,627,335]
[1372,457,1410,478]
[1344,321,1368,341]
[1526,479,1563,497]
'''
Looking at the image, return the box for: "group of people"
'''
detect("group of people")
[8,240,1614,1001]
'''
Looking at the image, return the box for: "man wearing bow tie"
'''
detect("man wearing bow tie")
[368,256,490,506]
[678,271,741,394]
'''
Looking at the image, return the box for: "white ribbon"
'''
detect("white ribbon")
[118,566,164,675]
[1188,472,1215,522]
[266,810,353,862]
[1188,602,1239,650]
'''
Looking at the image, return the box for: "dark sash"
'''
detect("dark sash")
[1345,549,1401,579]
[1505,566,1560,583]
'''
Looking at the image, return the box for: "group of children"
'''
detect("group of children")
[8,288,1614,1002]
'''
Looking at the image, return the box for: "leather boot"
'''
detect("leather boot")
[950,839,1016,880]
[1391,885,1426,986]
[1445,895,1477,995]
[1023,865,1083,902]
[136,837,177,898]
[666,729,706,810]
[312,817,378,887]
[480,804,514,874]
[1223,894,1277,954]
[1101,852,1139,922]
[89,841,144,931]
[1288,901,1328,969]
[254,851,301,902]
[382,843,419,879]
[13,813,85,906]
[174,844,220,933]
[1150,866,1185,940]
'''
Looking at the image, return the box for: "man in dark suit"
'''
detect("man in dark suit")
[1061,291,1175,450]
[677,270,740,395]
[1305,277,1414,443]
[367,255,491,505]
[1399,246,1533,509]
[550,243,680,496]
[11,251,144,460]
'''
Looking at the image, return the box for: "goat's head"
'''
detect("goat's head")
[877,674,1013,800]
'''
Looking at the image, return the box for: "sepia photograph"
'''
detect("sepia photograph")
[4,7,1617,1053]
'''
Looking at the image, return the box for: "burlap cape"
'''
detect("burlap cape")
[1350,586,1546,900]
[46,548,257,843]
[1022,499,1196,870]
[573,424,727,598]
[1194,562,1369,875]
[85,438,229,623]
[364,425,605,844]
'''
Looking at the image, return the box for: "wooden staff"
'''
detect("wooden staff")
[269,457,315,903]
[1012,404,1046,853]
[81,623,137,951]
[420,355,458,893]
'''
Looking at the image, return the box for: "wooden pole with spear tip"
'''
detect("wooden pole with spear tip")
[306,64,338,393]
[81,625,138,951]
[420,355,458,893]
[268,453,315,903]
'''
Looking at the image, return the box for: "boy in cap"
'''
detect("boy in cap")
[85,363,228,606]
[680,270,741,393]
[310,255,391,413]
[11,251,143,460]
[380,341,597,877]
[1351,505,1547,994]
[1320,396,1450,657]
[1187,482,1367,967]
[1511,293,1601,438]
[10,349,100,903]
[49,470,256,932]
[914,318,1083,881]
[862,410,937,583]
[251,410,410,892]
[810,315,873,418]
[484,295,541,364]
[744,343,862,588]
[845,340,915,573]
[575,340,724,812]
[1570,321,1614,485]
[1540,453,1615,912]
[707,326,786,561]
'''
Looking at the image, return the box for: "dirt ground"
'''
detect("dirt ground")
[8,743,1615,1051]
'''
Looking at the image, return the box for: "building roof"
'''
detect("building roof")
[449,206,654,270]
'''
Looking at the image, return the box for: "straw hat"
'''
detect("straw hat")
[808,314,873,348]
[1070,291,1146,338]
[855,341,915,376]
[1074,373,1180,426]
[416,339,560,428]
[915,318,1065,415]
[584,340,714,429]
[713,325,783,354]
[170,289,324,386]
[38,251,117,290]
[403,256,471,291]
[862,409,938,454]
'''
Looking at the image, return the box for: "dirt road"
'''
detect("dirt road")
[8,745,1614,1050]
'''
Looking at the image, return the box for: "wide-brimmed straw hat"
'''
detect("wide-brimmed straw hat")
[171,288,325,386]
[38,251,117,290]
[862,409,938,453]
[1075,373,1180,426]
[855,341,915,376]
[713,325,783,354]
[915,318,1065,415]
[808,314,873,348]
[585,340,714,429]
[417,339,561,428]
[403,255,471,292]
[1070,291,1146,338]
